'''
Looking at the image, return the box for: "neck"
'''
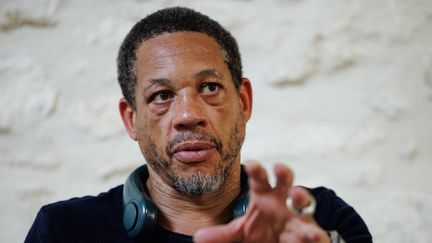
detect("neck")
[146,164,241,236]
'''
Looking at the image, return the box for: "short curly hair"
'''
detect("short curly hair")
[117,7,243,109]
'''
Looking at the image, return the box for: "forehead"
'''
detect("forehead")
[135,32,227,77]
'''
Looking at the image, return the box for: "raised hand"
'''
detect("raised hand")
[194,163,330,243]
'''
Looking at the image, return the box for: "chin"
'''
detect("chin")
[168,162,228,195]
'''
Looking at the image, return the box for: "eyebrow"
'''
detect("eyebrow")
[143,78,172,91]
[142,69,224,92]
[194,69,223,80]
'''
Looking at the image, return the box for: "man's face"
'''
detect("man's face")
[123,32,252,195]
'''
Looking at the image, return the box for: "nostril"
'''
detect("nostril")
[174,118,207,131]
[196,120,206,127]
[176,124,189,130]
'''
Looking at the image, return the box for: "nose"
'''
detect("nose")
[172,94,208,131]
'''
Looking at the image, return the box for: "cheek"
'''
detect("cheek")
[136,120,166,158]
[136,111,170,146]
[149,105,170,116]
[209,105,240,134]
[134,112,155,141]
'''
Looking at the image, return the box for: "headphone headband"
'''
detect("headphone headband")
[122,164,249,237]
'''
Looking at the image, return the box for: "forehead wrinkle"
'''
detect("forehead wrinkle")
[136,33,225,66]
[135,32,231,95]
[141,45,214,65]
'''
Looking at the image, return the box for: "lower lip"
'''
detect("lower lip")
[174,148,216,163]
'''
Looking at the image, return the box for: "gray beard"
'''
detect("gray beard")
[172,166,227,195]
[142,117,244,196]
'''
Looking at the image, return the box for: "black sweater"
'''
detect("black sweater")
[25,185,372,243]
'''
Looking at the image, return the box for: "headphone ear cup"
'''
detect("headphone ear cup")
[233,165,250,218]
[123,200,141,237]
[233,192,249,218]
[123,198,158,237]
[123,165,158,237]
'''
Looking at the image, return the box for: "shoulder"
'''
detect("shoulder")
[25,185,128,243]
[40,185,123,219]
[306,187,373,243]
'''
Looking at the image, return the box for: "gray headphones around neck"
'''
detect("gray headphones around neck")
[122,165,250,237]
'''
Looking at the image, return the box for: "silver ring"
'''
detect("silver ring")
[286,196,316,216]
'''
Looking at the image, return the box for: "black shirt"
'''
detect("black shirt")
[25,185,372,243]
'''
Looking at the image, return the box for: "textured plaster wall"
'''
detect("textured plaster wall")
[1,0,431,242]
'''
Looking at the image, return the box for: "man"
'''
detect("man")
[25,7,372,243]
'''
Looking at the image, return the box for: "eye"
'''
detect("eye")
[151,90,174,103]
[201,83,221,94]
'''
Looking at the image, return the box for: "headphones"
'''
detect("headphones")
[122,165,250,237]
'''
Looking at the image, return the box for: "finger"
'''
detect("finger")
[286,217,327,243]
[279,230,302,243]
[297,222,323,242]
[193,217,243,243]
[242,210,274,243]
[274,163,294,199]
[245,163,271,193]
[289,186,311,209]
[288,187,315,223]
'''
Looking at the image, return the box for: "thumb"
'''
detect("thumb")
[193,217,243,243]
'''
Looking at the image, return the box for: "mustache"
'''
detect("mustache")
[166,132,222,157]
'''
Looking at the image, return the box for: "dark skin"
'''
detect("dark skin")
[119,31,330,242]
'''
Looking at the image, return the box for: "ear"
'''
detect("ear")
[238,77,253,122]
[119,97,138,141]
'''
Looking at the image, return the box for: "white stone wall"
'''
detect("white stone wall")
[1,0,431,242]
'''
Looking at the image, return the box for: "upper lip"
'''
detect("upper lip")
[173,141,215,153]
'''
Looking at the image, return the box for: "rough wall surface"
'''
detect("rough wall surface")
[1,0,431,242]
